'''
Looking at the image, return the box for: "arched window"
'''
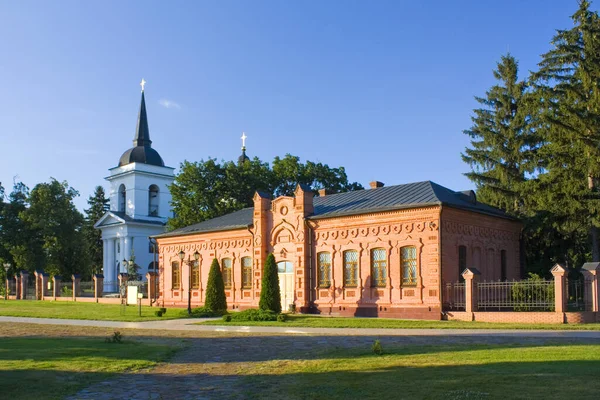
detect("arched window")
[458,245,467,282]
[343,250,358,287]
[222,258,232,289]
[401,246,417,286]
[148,185,159,216]
[317,252,331,288]
[371,248,387,288]
[171,261,180,290]
[242,257,252,289]
[118,184,126,212]
[191,260,200,289]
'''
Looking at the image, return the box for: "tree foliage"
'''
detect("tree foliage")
[83,186,109,276]
[259,253,281,313]
[168,154,362,230]
[204,258,227,313]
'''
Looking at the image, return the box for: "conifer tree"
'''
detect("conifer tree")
[83,186,109,276]
[530,0,600,262]
[204,258,227,313]
[462,54,536,215]
[259,253,281,313]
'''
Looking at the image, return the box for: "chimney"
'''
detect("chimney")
[318,188,333,197]
[369,181,385,189]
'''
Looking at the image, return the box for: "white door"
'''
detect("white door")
[277,261,294,312]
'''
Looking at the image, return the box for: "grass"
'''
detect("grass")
[200,313,600,330]
[0,300,185,322]
[235,343,600,399]
[0,336,176,400]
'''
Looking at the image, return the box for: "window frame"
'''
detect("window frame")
[171,261,180,290]
[400,246,418,287]
[317,252,332,288]
[222,258,232,289]
[191,260,200,290]
[241,257,252,289]
[370,248,387,288]
[343,250,359,288]
[148,184,159,216]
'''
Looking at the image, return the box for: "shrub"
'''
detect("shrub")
[205,258,227,313]
[372,339,383,355]
[105,331,123,344]
[259,253,281,313]
[223,315,232,322]
[159,307,167,314]
[288,304,296,314]
[277,314,287,322]
[61,286,73,297]
[188,306,226,318]
[511,273,555,312]
[229,309,278,322]
[155,310,163,317]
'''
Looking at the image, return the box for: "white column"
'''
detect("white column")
[125,236,132,263]
[119,237,126,272]
[102,239,108,276]
[106,239,116,292]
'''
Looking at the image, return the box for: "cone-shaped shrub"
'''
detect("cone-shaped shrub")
[259,253,281,313]
[205,258,227,313]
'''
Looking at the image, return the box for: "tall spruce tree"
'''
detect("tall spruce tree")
[259,253,281,313]
[462,54,535,215]
[530,0,600,262]
[204,258,227,313]
[83,186,109,276]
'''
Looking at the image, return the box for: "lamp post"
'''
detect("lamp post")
[3,263,10,301]
[179,250,200,316]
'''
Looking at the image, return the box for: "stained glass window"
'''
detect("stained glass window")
[222,258,232,289]
[242,257,252,289]
[371,248,387,288]
[343,250,359,287]
[401,246,417,286]
[171,261,180,290]
[318,252,331,288]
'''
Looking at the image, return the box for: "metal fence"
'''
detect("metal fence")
[567,278,589,311]
[103,281,119,294]
[443,282,465,311]
[79,281,94,298]
[477,280,555,311]
[25,280,36,300]
[7,280,16,296]
[59,281,73,297]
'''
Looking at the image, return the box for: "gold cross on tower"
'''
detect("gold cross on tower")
[140,78,146,92]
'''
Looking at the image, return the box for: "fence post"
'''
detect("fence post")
[20,271,28,300]
[462,268,481,317]
[53,276,61,300]
[72,274,80,301]
[581,262,600,312]
[5,277,8,300]
[34,270,41,300]
[93,274,104,302]
[146,272,157,304]
[14,275,21,300]
[550,264,567,314]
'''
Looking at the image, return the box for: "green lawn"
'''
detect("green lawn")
[0,300,185,322]
[0,337,175,400]
[200,314,600,330]
[237,344,600,399]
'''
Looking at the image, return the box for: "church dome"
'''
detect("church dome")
[119,146,165,167]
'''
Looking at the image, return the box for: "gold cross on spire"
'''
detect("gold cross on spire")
[241,132,247,149]
[140,78,146,93]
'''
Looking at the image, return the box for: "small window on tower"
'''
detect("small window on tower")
[148,185,159,216]
[118,184,126,212]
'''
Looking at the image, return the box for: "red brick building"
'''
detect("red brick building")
[155,180,522,319]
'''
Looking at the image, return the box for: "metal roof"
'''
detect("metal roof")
[157,181,514,238]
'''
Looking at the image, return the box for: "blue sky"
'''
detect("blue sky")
[0,0,586,211]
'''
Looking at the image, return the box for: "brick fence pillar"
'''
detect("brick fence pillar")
[462,268,481,317]
[551,263,568,314]
[93,274,104,301]
[13,275,20,299]
[146,272,157,303]
[582,262,600,312]
[72,274,81,301]
[20,271,29,300]
[118,273,129,300]
[4,277,8,300]
[34,270,41,300]
[53,276,61,300]
[41,273,49,298]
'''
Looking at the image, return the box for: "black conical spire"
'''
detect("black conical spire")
[134,91,152,147]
